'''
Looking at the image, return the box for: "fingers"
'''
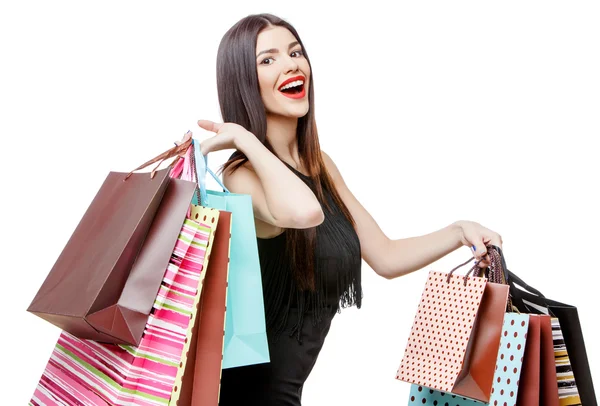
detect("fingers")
[476,253,491,268]
[174,130,192,146]
[197,119,223,133]
[471,243,488,260]
[482,235,502,251]
[471,244,491,268]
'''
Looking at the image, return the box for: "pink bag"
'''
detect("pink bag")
[30,213,219,406]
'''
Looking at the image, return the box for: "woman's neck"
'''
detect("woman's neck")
[265,114,301,165]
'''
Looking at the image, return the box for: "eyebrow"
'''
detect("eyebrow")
[256,41,300,59]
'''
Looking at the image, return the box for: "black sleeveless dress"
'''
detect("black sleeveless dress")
[218,162,362,406]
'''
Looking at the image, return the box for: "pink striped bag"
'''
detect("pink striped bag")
[30,211,220,406]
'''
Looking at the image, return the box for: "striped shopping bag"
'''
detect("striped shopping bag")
[552,317,583,405]
[30,210,219,406]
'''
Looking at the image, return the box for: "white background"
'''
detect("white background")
[1,1,599,405]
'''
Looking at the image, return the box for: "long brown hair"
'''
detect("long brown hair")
[216,13,355,291]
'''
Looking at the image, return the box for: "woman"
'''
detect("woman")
[196,13,502,405]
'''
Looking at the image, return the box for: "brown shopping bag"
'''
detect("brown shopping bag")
[28,138,197,346]
[396,257,509,403]
[540,315,561,406]
[177,209,232,406]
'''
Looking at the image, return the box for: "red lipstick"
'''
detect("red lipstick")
[278,75,305,90]
[278,75,307,99]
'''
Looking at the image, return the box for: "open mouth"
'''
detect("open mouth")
[278,78,307,99]
[279,83,305,95]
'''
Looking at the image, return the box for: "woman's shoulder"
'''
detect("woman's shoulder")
[320,150,343,186]
[222,153,255,180]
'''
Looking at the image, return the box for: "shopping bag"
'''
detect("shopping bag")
[30,208,219,406]
[171,142,233,403]
[28,138,196,346]
[408,313,529,405]
[177,209,232,406]
[512,313,562,406]
[484,246,579,405]
[396,258,510,403]
[192,139,269,369]
[516,314,541,405]
[551,317,583,405]
[507,270,596,406]
[406,247,532,404]
[536,315,561,406]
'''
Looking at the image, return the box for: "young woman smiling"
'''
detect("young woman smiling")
[195,13,502,406]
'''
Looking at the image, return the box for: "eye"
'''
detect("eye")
[260,50,304,65]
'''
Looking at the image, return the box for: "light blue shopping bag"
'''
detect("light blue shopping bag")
[193,139,270,369]
[407,313,530,405]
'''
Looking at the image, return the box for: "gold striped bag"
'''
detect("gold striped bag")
[552,317,582,406]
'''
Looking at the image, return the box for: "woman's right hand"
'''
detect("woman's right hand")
[196,119,253,155]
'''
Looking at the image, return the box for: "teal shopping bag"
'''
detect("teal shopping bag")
[407,313,530,405]
[193,140,270,369]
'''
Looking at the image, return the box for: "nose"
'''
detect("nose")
[282,54,300,74]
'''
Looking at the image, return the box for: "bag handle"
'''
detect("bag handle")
[191,139,230,205]
[445,245,513,295]
[484,245,516,311]
[485,245,508,283]
[446,256,487,285]
[487,244,546,298]
[507,269,545,298]
[125,133,193,180]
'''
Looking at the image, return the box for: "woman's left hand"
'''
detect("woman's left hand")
[455,220,503,268]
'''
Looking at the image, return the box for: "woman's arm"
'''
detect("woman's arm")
[321,151,501,279]
[196,119,324,229]
[230,134,324,229]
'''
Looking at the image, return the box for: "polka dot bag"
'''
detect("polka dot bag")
[397,252,511,403]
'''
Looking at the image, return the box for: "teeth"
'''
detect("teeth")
[280,80,304,90]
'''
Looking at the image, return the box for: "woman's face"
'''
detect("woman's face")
[255,26,310,119]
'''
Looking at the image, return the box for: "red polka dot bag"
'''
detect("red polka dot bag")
[397,246,512,403]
